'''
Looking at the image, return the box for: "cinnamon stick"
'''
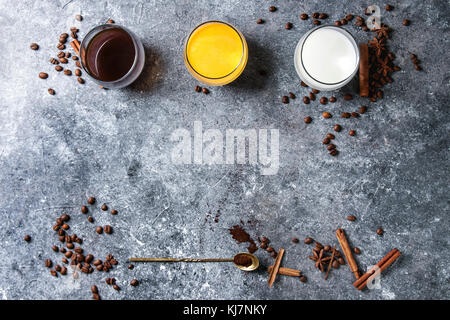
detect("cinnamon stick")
[268,248,285,288]
[353,248,401,290]
[70,39,80,56]
[268,266,301,277]
[336,228,360,279]
[359,43,369,97]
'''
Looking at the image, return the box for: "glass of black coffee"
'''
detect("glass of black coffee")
[80,24,145,89]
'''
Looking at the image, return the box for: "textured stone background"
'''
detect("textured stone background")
[0,0,449,300]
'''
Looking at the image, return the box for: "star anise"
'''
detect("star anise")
[374,24,391,39]
[377,56,393,76]
[369,37,386,57]
[309,249,332,272]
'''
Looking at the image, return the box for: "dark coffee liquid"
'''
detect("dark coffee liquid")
[85,28,135,82]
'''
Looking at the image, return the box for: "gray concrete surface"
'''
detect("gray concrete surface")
[0,0,449,300]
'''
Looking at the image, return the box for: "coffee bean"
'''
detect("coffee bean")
[341,112,350,118]
[76,61,81,68]
[302,96,310,104]
[291,238,299,243]
[266,246,274,253]
[288,92,295,99]
[322,138,330,145]
[60,267,67,275]
[402,19,410,26]
[81,206,88,214]
[56,218,63,226]
[304,116,312,124]
[347,215,356,221]
[55,65,63,72]
[59,57,68,64]
[256,19,264,24]
[111,209,118,215]
[315,242,323,249]
[59,37,67,44]
[322,112,331,119]
[52,245,58,252]
[57,44,65,50]
[74,247,83,254]
[93,259,102,266]
[309,92,315,101]
[85,254,94,263]
[351,112,359,118]
[130,279,139,287]
[113,284,120,291]
[270,251,277,258]
[260,242,268,249]
[91,285,98,294]
[106,254,113,261]
[66,243,74,249]
[96,264,103,271]
[300,81,308,87]
[62,258,68,264]
[55,264,61,272]
[50,270,58,277]
[335,250,342,257]
[329,96,336,103]
[30,43,39,50]
[104,225,112,234]
[332,260,340,269]
[320,97,328,104]
[326,133,335,140]
[110,259,118,265]
[311,89,319,94]
[60,247,66,254]
[414,64,422,71]
[87,216,94,223]
[377,227,384,235]
[359,106,367,114]
[300,13,308,20]
[319,13,328,19]
[72,55,79,61]
[128,264,134,270]
[59,235,65,242]
[92,293,100,300]
[344,93,353,100]
[64,69,72,76]
[81,266,89,273]
[299,275,307,283]
[49,58,58,65]
[75,14,83,21]
[349,130,356,136]
[340,18,348,25]
[96,226,103,234]
[312,12,319,19]
[345,14,354,21]
[281,96,289,104]
[338,257,345,266]
[353,247,361,254]
[86,197,96,205]
[333,124,342,132]
[269,6,276,12]
[65,251,72,258]
[101,204,108,211]
[65,52,71,58]
[335,20,342,26]
[285,22,293,30]
[75,69,81,76]
[313,19,321,25]
[70,27,79,32]
[71,32,78,39]
[62,224,69,230]
[39,72,48,79]
[77,77,85,84]
[24,234,31,242]
[45,259,52,268]
[385,4,393,11]
[329,149,339,156]
[61,214,70,222]
[327,144,336,151]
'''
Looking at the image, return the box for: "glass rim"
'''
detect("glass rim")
[80,24,140,84]
[298,25,360,86]
[184,20,246,80]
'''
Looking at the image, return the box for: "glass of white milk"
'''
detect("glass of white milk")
[294,25,360,91]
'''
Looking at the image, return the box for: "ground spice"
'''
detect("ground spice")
[233,255,252,267]
[229,225,258,253]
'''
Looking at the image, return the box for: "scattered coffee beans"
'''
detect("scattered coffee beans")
[304,116,312,124]
[377,227,384,235]
[300,13,308,20]
[256,19,264,24]
[39,72,48,79]
[347,215,356,221]
[24,235,31,242]
[101,204,108,211]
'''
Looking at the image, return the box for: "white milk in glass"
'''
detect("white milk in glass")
[294,26,359,91]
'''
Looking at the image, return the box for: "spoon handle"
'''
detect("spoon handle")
[129,258,233,262]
